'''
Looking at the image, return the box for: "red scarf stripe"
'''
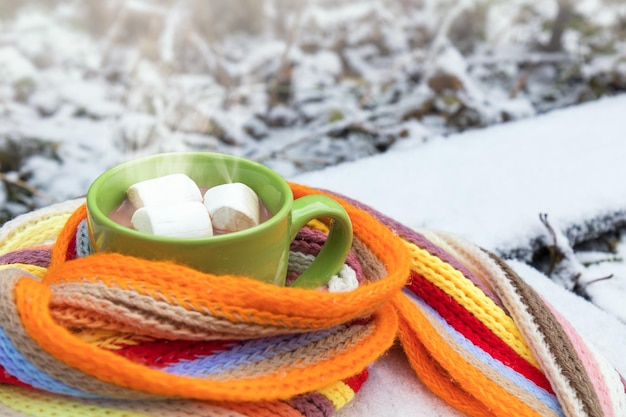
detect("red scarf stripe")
[0,366,36,390]
[112,339,235,368]
[407,271,554,394]
[343,368,369,393]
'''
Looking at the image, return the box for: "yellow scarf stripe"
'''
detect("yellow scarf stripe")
[0,215,69,255]
[0,199,84,255]
[72,329,154,350]
[0,385,151,417]
[403,241,538,368]
[306,219,331,234]
[0,264,47,279]
[318,381,355,410]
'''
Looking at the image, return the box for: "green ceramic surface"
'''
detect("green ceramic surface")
[86,152,352,287]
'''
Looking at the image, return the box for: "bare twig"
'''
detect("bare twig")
[422,0,474,80]
[358,86,374,110]
[98,4,129,66]
[509,72,529,99]
[189,17,232,89]
[573,273,614,294]
[189,31,216,72]
[545,0,574,52]
[0,172,45,198]
[467,52,572,67]
[584,274,614,288]
[269,0,308,106]
[159,0,188,64]
[126,0,168,15]
[187,28,231,91]
[539,213,564,277]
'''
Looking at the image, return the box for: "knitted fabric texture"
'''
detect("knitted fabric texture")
[0,183,624,417]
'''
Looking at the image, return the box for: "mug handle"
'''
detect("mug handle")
[288,195,353,289]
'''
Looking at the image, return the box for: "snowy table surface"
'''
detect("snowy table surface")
[292,94,626,417]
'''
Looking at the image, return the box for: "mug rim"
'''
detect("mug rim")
[86,152,293,244]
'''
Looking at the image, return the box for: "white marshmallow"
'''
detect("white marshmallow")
[203,182,260,233]
[131,201,213,238]
[127,173,202,208]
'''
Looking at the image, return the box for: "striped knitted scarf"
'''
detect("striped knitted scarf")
[0,183,624,417]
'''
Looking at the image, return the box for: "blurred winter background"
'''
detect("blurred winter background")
[1,0,625,223]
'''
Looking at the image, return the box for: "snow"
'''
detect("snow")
[0,47,37,84]
[295,94,626,256]
[13,11,98,68]
[306,2,376,29]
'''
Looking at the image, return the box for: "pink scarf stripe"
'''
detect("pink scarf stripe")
[545,301,626,417]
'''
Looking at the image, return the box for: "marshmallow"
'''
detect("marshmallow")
[131,201,213,238]
[127,173,202,208]
[203,182,260,233]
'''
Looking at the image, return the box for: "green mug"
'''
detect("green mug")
[86,152,353,288]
